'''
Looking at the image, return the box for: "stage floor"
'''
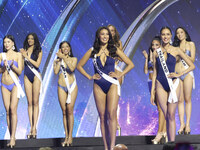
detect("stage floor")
[0,135,200,150]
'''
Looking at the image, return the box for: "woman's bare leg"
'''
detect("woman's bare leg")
[178,80,185,133]
[10,86,19,145]
[58,86,68,141]
[66,85,78,144]
[1,86,11,134]
[24,76,33,134]
[183,74,193,133]
[93,83,107,150]
[32,77,41,136]
[107,84,119,150]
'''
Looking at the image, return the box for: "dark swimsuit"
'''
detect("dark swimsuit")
[24,53,40,83]
[94,56,115,94]
[1,60,18,91]
[156,53,176,92]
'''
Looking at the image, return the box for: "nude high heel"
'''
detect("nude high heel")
[67,137,73,147]
[61,137,68,147]
[152,132,163,144]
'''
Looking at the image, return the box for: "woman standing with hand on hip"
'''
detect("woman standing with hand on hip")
[20,33,42,139]
[173,27,196,135]
[107,24,123,135]
[77,26,134,150]
[0,35,24,148]
[53,41,78,147]
[150,27,195,143]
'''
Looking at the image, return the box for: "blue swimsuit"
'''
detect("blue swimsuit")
[1,60,18,91]
[24,53,40,83]
[180,50,191,81]
[94,56,115,94]
[156,53,176,92]
[58,66,73,92]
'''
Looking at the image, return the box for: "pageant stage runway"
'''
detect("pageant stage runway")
[0,135,200,150]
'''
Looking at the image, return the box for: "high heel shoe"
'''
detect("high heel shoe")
[163,132,168,143]
[27,131,32,139]
[8,137,16,148]
[117,125,121,136]
[178,124,185,135]
[32,129,37,139]
[184,126,191,135]
[61,137,68,147]
[152,132,163,144]
[67,137,73,147]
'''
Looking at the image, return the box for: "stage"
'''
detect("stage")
[0,135,199,150]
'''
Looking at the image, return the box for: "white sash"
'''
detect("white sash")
[25,58,43,93]
[156,48,178,103]
[60,60,76,104]
[93,54,121,96]
[2,53,25,98]
[181,58,195,89]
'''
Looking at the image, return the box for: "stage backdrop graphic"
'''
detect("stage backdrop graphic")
[0,0,199,139]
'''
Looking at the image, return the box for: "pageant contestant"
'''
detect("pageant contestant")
[77,26,134,150]
[143,36,167,144]
[173,27,196,135]
[20,33,42,139]
[107,24,123,135]
[53,41,78,147]
[150,27,195,142]
[0,35,24,148]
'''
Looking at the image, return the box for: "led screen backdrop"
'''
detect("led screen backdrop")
[0,0,200,139]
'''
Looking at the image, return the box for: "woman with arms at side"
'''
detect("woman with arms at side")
[150,27,195,142]
[20,33,42,139]
[0,35,23,148]
[77,26,134,150]
[53,41,78,147]
[173,27,196,135]
[143,36,167,144]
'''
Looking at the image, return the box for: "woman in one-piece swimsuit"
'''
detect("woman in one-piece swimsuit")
[20,33,42,139]
[150,27,195,143]
[143,36,167,144]
[77,26,134,150]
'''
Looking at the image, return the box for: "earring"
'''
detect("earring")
[68,52,71,55]
[12,46,15,50]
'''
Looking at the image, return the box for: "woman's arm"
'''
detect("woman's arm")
[11,53,23,75]
[53,59,61,75]
[111,48,134,78]
[150,51,157,105]
[119,40,123,51]
[168,48,195,78]
[0,54,5,73]
[63,57,77,72]
[77,48,95,80]
[188,41,196,62]
[21,49,43,68]
[142,50,148,74]
[28,51,43,68]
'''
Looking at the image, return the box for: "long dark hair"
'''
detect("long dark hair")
[148,36,161,61]
[107,24,121,48]
[23,33,42,60]
[160,26,172,35]
[59,41,73,57]
[91,26,117,58]
[173,27,191,47]
[3,35,18,52]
